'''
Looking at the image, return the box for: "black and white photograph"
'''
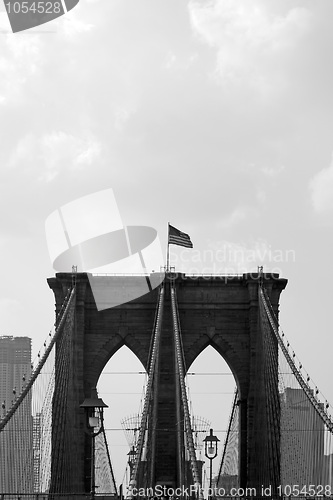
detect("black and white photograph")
[0,1,333,498]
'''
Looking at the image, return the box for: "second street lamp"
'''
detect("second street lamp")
[203,428,220,500]
[127,445,136,476]
[80,387,108,500]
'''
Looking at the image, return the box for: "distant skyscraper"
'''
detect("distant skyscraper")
[33,412,42,492]
[0,336,33,493]
[281,387,324,488]
[323,453,333,490]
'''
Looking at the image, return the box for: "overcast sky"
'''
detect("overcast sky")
[1,0,333,487]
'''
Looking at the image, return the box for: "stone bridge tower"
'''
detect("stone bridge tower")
[48,272,287,493]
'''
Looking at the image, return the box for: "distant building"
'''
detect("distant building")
[322,453,333,490]
[0,336,33,493]
[215,474,238,495]
[281,387,324,487]
[33,413,42,492]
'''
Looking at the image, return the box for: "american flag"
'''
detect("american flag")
[168,224,193,248]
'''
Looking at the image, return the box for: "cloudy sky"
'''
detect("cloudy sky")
[1,0,333,486]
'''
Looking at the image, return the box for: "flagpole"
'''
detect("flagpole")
[166,222,170,272]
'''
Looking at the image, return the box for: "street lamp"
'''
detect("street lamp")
[80,387,108,500]
[203,428,220,500]
[127,445,136,474]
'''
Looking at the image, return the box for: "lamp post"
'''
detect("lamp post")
[203,429,220,500]
[80,387,108,500]
[127,445,136,476]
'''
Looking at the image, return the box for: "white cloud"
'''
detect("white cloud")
[165,51,177,70]
[75,140,101,165]
[207,238,290,273]
[0,235,8,250]
[0,297,22,318]
[114,107,133,132]
[310,155,333,214]
[256,188,266,204]
[172,237,291,275]
[59,12,95,36]
[0,11,10,32]
[261,164,285,177]
[217,206,258,229]
[8,131,102,182]
[0,33,41,105]
[189,0,312,93]
[164,51,198,71]
[0,297,26,334]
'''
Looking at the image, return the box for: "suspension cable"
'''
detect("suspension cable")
[171,284,203,499]
[0,286,76,432]
[101,425,117,493]
[216,387,238,485]
[127,284,164,497]
[259,285,333,433]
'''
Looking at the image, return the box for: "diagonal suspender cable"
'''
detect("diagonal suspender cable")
[216,387,238,484]
[171,284,203,500]
[259,285,333,433]
[101,425,117,493]
[127,284,164,497]
[0,286,76,432]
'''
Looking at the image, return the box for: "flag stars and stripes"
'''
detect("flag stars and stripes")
[168,224,193,248]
